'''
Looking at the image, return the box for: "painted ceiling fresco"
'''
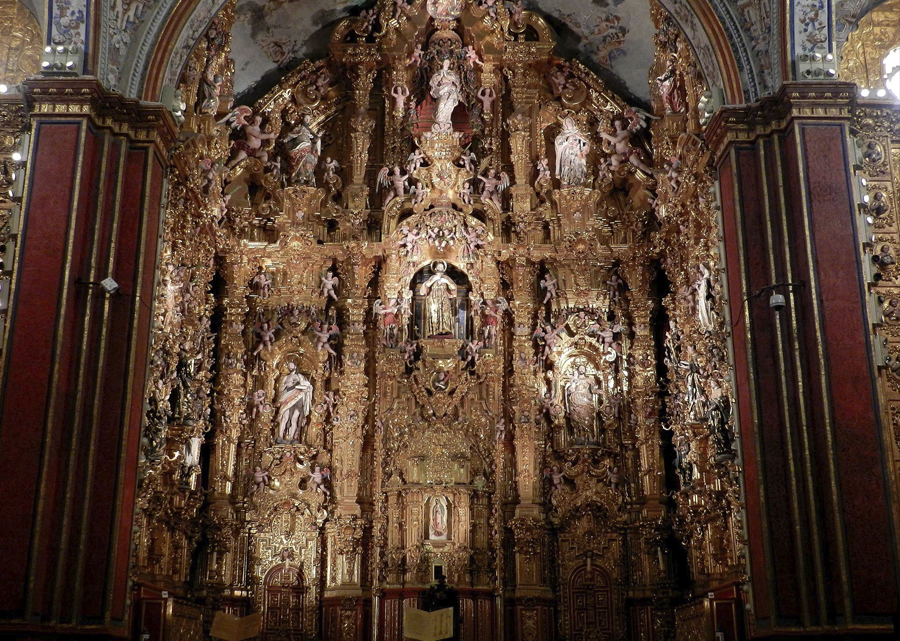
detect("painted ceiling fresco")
[227,0,658,103]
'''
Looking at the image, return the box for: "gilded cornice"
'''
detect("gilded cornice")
[23,78,179,155]
[705,81,857,161]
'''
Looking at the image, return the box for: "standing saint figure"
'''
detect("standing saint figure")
[284,114,321,185]
[430,59,462,132]
[554,117,590,187]
[275,362,314,443]
[418,261,458,337]
[564,365,601,441]
[694,263,714,332]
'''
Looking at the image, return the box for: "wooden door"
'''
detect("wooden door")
[262,565,305,641]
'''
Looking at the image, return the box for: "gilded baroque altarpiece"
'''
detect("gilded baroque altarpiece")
[132,1,745,638]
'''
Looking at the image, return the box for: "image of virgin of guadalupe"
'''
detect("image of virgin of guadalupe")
[430,496,449,540]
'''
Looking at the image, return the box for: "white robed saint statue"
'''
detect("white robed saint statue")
[276,362,313,442]
[429,60,462,132]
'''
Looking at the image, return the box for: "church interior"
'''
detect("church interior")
[1,0,900,639]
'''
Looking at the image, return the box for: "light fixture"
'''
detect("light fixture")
[0,84,7,93]
[11,152,21,162]
[861,88,871,97]
[877,88,888,97]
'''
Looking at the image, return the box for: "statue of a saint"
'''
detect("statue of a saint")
[426,0,464,19]
[430,60,462,132]
[554,117,590,187]
[418,261,457,337]
[275,362,313,443]
[284,114,321,185]
[564,365,600,441]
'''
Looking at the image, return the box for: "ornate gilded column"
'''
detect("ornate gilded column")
[322,244,377,639]
[507,111,535,234]
[0,78,177,635]
[505,251,555,639]
[344,60,377,215]
[706,81,900,637]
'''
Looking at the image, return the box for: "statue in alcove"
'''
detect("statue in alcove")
[555,117,590,187]
[275,362,314,444]
[430,59,462,132]
[564,365,601,443]
[417,260,458,338]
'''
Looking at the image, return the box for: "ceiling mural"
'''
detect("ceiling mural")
[110,0,763,103]
[230,0,367,97]
[534,0,658,102]
[222,0,659,102]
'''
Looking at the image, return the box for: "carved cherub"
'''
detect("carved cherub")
[543,464,565,492]
[479,0,498,18]
[540,272,558,303]
[460,180,472,205]
[606,271,623,302]
[623,106,658,132]
[607,465,627,496]
[598,117,653,174]
[397,225,422,257]
[495,418,506,442]
[309,464,331,499]
[322,157,341,186]
[252,320,279,356]
[322,390,337,415]
[247,389,270,420]
[320,270,339,301]
[311,321,338,356]
[402,339,419,366]
[378,165,409,207]
[464,45,484,68]
[391,84,410,114]
[477,168,510,209]
[463,339,484,367]
[410,43,425,67]
[223,108,276,168]
[509,0,525,27]
[407,149,426,174]
[249,466,270,494]
[477,86,496,114]
[458,149,477,173]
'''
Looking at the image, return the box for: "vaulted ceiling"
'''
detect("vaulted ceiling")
[29,0,888,107]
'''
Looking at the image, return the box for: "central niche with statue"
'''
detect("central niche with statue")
[412,260,471,340]
[138,0,744,638]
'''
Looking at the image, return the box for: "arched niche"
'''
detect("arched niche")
[553,345,623,449]
[255,348,325,448]
[410,260,472,341]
